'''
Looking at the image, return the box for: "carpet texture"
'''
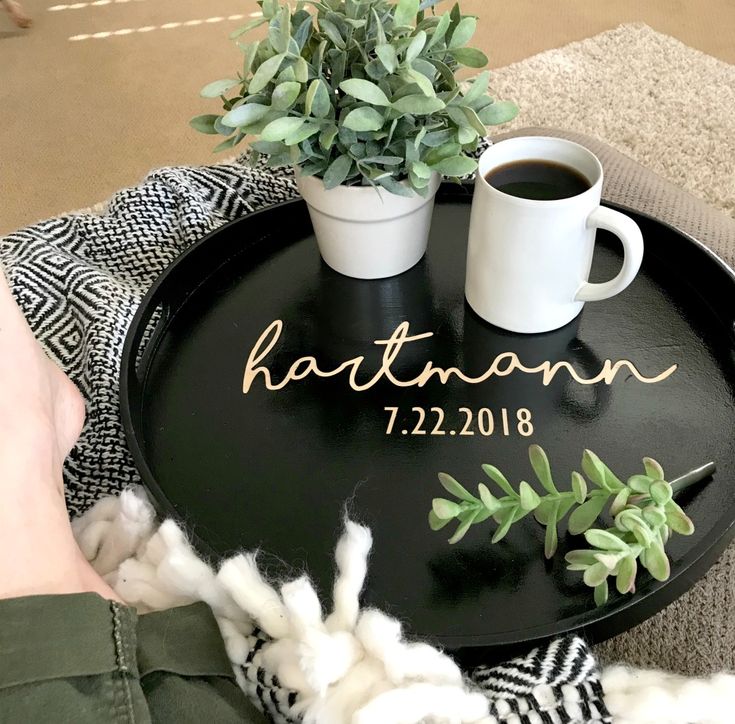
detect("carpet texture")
[492,24,735,220]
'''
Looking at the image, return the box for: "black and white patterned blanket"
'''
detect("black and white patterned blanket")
[0,160,610,723]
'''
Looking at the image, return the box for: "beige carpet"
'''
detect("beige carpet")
[492,24,735,220]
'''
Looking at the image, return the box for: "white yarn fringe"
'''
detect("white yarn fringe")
[72,487,735,724]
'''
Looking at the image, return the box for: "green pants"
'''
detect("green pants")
[0,593,268,723]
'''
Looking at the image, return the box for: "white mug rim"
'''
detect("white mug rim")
[476,136,604,208]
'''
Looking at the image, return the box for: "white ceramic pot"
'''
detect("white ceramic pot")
[295,171,441,280]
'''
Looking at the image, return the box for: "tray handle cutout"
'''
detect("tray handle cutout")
[133,303,170,385]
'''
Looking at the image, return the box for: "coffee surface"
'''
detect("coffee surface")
[485,160,591,201]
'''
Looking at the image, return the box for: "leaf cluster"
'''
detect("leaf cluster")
[429,445,695,606]
[191,0,519,196]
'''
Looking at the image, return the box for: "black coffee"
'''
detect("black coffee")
[484,160,591,201]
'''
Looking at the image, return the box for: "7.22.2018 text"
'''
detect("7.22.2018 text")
[384,407,534,437]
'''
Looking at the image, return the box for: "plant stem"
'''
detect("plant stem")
[670,462,716,495]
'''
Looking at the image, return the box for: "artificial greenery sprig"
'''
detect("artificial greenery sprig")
[428,445,714,605]
[192,0,519,196]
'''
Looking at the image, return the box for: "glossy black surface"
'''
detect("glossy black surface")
[121,186,735,659]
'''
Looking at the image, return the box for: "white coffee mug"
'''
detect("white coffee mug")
[466,136,644,334]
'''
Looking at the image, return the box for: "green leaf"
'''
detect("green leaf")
[393,95,445,115]
[609,487,631,516]
[571,471,587,504]
[533,499,554,525]
[362,155,403,165]
[557,496,576,522]
[376,43,398,73]
[378,175,416,197]
[319,124,339,150]
[429,509,451,531]
[421,129,453,147]
[426,11,451,49]
[372,7,386,45]
[338,125,357,146]
[477,483,501,514]
[222,103,270,128]
[189,114,220,135]
[432,497,461,520]
[595,551,624,571]
[261,116,306,142]
[403,68,435,97]
[643,457,665,481]
[583,561,610,588]
[581,449,605,487]
[249,53,286,94]
[629,520,655,549]
[665,503,695,535]
[627,475,653,494]
[462,70,491,105]
[411,161,433,179]
[322,155,353,189]
[294,15,313,49]
[450,47,488,68]
[319,17,344,48]
[518,481,541,512]
[568,493,608,535]
[200,78,240,98]
[394,0,420,28]
[212,135,242,153]
[284,122,321,145]
[405,30,427,63]
[448,16,476,48]
[528,445,556,494]
[460,106,487,136]
[649,481,673,505]
[544,505,560,559]
[565,549,599,568]
[585,529,630,552]
[340,79,391,106]
[448,508,479,544]
[594,580,609,606]
[306,79,331,118]
[481,464,516,498]
[616,555,637,594]
[271,81,302,111]
[250,140,287,155]
[230,17,268,39]
[343,107,385,132]
[293,57,309,84]
[491,505,517,543]
[214,116,236,136]
[642,506,667,529]
[429,154,477,177]
[478,99,519,125]
[269,4,291,53]
[242,40,261,78]
[261,0,277,19]
[644,538,671,581]
[583,449,626,490]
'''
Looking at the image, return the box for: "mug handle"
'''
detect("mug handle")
[575,206,644,302]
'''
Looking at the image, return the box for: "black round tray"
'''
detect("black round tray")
[121,184,735,663]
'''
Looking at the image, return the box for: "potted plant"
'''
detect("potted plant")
[192,0,518,279]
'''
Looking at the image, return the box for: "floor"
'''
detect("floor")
[1,0,734,235]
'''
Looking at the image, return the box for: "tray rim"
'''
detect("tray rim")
[120,183,735,652]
